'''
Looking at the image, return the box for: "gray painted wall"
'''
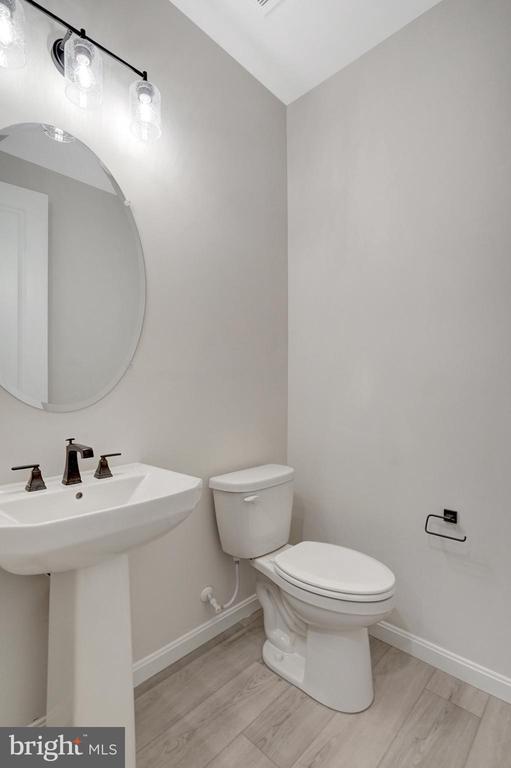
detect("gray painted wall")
[0,0,287,725]
[288,0,511,678]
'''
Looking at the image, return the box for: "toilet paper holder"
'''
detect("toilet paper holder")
[425,510,467,543]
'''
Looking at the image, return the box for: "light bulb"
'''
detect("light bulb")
[75,51,94,89]
[64,35,102,109]
[129,79,162,143]
[0,0,25,69]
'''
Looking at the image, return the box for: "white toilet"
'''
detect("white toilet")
[209,464,396,713]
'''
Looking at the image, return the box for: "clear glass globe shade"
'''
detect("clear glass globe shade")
[0,0,25,69]
[64,35,102,109]
[129,79,162,143]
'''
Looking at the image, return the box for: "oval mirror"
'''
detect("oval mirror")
[0,123,145,411]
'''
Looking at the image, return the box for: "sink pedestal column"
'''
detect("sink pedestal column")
[46,554,136,768]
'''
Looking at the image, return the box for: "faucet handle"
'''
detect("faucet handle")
[94,453,122,480]
[12,464,47,492]
[66,438,75,444]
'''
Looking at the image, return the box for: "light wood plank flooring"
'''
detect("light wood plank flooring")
[135,613,510,768]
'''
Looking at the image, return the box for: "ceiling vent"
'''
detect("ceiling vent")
[255,0,286,16]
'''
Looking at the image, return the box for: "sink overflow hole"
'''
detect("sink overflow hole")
[75,492,83,500]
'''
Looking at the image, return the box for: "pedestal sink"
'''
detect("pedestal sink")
[0,463,202,768]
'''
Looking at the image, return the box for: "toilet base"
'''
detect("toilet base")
[262,627,374,713]
[263,638,306,689]
[253,555,391,714]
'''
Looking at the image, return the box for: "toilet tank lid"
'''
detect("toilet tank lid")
[209,464,294,493]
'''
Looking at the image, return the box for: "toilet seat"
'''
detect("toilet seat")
[273,541,395,603]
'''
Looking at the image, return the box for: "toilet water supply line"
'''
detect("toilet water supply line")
[201,558,240,614]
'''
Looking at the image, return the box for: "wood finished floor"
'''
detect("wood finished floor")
[134,614,511,768]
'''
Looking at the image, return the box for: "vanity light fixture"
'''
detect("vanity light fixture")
[0,0,25,69]
[5,0,162,142]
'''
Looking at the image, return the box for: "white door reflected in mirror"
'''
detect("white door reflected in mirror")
[0,180,48,407]
[0,123,146,411]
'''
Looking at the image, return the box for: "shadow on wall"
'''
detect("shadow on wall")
[290,496,305,544]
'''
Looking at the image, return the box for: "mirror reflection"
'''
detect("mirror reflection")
[0,123,145,411]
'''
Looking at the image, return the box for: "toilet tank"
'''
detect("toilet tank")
[209,465,294,559]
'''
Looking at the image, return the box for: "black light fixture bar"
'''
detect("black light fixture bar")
[24,0,148,80]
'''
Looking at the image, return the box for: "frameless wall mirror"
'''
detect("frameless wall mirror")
[0,123,145,411]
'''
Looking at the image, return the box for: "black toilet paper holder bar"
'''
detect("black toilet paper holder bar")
[425,510,467,542]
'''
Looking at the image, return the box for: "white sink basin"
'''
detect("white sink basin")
[0,462,202,574]
[0,461,202,766]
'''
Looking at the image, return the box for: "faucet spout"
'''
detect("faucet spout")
[74,444,94,459]
[62,438,94,486]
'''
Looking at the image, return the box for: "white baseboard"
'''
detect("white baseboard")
[28,595,260,725]
[371,620,511,704]
[133,594,260,687]
[28,715,47,727]
[31,604,509,726]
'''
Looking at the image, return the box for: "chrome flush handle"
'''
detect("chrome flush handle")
[243,495,259,503]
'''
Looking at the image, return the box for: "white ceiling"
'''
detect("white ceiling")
[169,0,444,104]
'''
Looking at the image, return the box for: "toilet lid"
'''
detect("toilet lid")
[273,541,395,598]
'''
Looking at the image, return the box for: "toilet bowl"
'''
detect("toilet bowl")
[253,543,394,712]
[209,465,396,713]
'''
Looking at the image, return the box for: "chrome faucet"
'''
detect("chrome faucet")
[62,438,94,486]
